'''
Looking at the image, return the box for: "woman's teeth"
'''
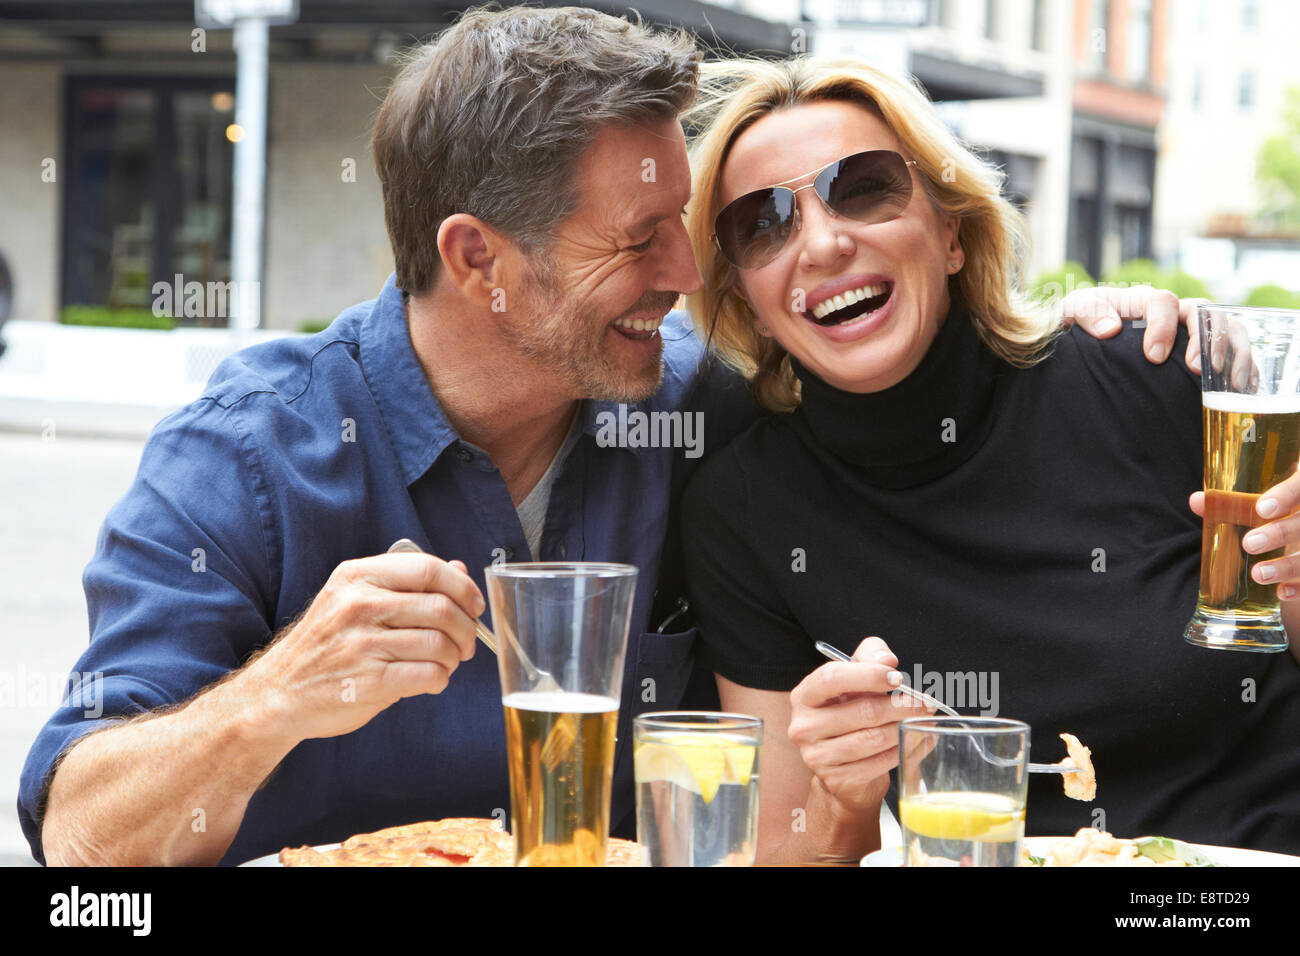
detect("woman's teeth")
[810,282,890,321]
[612,316,663,333]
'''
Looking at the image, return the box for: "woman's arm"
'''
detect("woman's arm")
[719,636,930,864]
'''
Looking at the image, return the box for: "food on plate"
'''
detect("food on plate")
[278,817,644,867]
[1020,828,1218,867]
[1057,732,1096,801]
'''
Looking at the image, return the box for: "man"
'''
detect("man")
[21,5,1198,866]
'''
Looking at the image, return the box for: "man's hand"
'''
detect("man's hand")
[1060,285,1210,371]
[787,637,932,813]
[1192,468,1300,600]
[1190,470,1300,665]
[250,552,485,742]
[40,550,486,867]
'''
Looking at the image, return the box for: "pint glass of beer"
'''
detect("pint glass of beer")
[486,563,637,865]
[1185,304,1300,652]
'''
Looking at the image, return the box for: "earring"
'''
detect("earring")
[758,325,769,334]
[948,262,961,273]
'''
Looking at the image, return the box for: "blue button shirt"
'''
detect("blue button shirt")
[19,275,756,865]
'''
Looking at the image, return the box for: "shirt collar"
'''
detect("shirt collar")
[359,274,460,486]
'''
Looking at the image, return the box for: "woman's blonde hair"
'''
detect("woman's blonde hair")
[683,56,1056,412]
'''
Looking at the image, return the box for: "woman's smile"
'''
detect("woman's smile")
[718,99,962,394]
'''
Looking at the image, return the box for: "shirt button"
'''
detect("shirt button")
[503,546,516,560]
[455,445,473,463]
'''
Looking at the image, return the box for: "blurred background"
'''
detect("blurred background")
[1,0,1298,863]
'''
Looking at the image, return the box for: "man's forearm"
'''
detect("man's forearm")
[761,777,882,865]
[41,667,297,866]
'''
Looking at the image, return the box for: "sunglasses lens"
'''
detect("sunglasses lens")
[716,188,795,269]
[821,150,913,224]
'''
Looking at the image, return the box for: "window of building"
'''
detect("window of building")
[1126,0,1152,83]
[1088,0,1110,75]
[1239,71,1255,109]
[1242,0,1259,30]
[62,77,236,324]
[1031,0,1048,51]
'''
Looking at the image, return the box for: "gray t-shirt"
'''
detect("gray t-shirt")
[515,418,581,560]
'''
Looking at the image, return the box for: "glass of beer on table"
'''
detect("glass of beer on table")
[485,562,636,866]
[1185,304,1300,652]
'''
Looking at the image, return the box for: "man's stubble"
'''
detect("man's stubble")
[507,252,679,404]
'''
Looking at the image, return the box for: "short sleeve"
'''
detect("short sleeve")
[680,437,822,691]
[17,397,279,863]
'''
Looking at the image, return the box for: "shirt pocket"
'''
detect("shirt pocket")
[632,626,700,712]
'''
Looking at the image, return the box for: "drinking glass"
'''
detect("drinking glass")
[1185,304,1300,652]
[898,717,1029,867]
[634,712,762,866]
[486,562,637,866]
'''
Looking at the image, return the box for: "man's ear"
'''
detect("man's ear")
[436,214,515,310]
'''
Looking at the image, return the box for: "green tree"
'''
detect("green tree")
[1026,261,1094,306]
[1244,284,1300,308]
[1256,86,1300,229]
[1101,258,1164,288]
[1163,268,1211,300]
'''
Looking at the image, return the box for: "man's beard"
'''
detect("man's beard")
[507,253,678,403]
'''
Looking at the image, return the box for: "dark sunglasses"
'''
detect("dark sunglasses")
[711,149,919,270]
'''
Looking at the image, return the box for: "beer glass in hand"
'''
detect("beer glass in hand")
[486,563,636,865]
[1186,305,1300,652]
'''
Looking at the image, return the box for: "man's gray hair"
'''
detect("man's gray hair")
[372,4,701,294]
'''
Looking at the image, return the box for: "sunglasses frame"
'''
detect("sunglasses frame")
[710,149,920,270]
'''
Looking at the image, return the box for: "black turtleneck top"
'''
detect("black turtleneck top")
[680,307,1300,852]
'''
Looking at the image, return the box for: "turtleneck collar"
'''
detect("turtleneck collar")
[790,304,1005,489]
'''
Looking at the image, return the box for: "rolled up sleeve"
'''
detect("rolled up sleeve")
[17,397,278,863]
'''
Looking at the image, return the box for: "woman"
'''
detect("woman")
[678,57,1300,863]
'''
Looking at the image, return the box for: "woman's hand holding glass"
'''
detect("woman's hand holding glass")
[787,636,935,814]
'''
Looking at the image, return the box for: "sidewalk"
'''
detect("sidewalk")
[0,319,302,439]
[0,319,302,863]
[0,431,146,864]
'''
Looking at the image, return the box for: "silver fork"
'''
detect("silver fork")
[813,642,1077,774]
[387,539,573,767]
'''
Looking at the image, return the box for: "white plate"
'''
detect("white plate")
[861,836,1300,867]
[240,843,341,867]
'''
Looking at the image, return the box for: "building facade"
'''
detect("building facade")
[1066,0,1167,278]
[805,0,1075,280]
[0,0,794,330]
[1154,0,1300,300]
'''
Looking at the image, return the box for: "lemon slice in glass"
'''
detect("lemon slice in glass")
[899,792,1024,842]
[635,733,754,804]
[634,740,701,796]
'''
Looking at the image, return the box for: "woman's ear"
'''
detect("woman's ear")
[942,214,964,275]
[729,281,770,336]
